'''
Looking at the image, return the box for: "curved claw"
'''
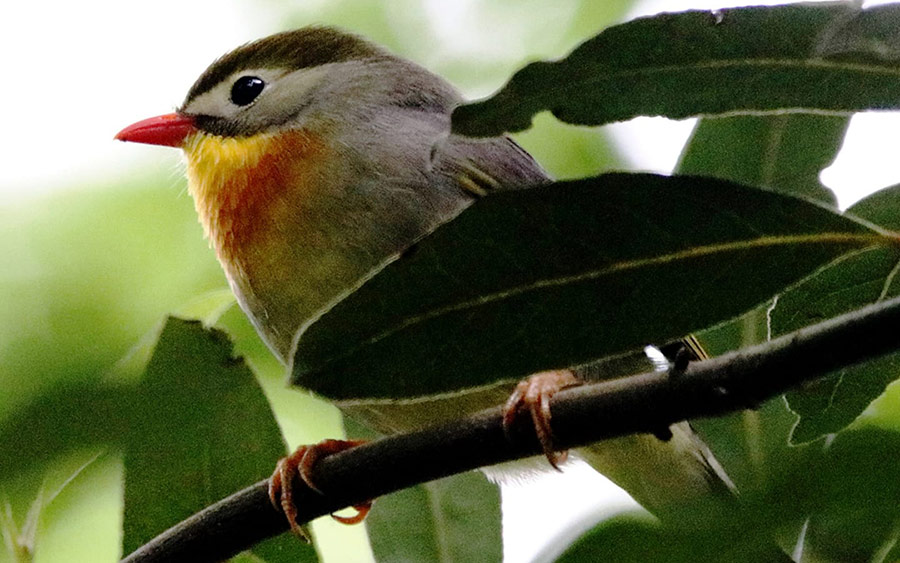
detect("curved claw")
[331,501,373,525]
[502,370,580,470]
[268,439,370,537]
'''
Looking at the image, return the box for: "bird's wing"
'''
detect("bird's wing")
[437,134,552,197]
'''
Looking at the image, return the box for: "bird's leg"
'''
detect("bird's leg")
[268,438,372,537]
[502,369,581,470]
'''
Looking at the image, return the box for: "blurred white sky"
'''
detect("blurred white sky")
[3,1,900,562]
[0,0,274,195]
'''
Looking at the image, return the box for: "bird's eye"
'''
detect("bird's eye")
[230,76,265,106]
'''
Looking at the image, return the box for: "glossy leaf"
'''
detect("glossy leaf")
[122,317,315,562]
[771,184,900,443]
[453,3,900,136]
[292,173,888,400]
[678,115,847,205]
[365,471,502,563]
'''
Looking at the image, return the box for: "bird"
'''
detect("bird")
[116,26,778,557]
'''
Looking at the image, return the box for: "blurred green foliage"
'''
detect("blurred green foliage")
[0,176,222,562]
[0,174,223,419]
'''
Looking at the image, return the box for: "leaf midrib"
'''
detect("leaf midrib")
[304,232,887,367]
[491,57,900,120]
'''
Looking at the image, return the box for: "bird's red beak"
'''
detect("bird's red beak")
[115,113,196,148]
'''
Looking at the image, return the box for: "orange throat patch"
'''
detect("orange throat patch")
[182,129,323,262]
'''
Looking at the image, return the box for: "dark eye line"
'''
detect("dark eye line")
[230,76,266,107]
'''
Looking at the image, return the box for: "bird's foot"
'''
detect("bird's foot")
[268,438,372,538]
[502,370,581,470]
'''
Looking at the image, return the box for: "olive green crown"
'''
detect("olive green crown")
[185,27,390,104]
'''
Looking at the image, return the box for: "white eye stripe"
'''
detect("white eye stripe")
[181,66,328,120]
[182,68,282,117]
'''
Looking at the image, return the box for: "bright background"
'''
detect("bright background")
[2,1,899,562]
[5,0,900,205]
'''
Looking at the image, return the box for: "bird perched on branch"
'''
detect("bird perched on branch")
[116,26,759,551]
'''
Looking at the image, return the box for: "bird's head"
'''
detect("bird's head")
[114,28,421,252]
[115,27,469,359]
[116,27,396,146]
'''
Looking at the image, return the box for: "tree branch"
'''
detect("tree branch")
[122,295,900,563]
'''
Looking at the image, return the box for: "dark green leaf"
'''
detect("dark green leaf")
[215,302,345,448]
[453,4,900,136]
[678,115,847,205]
[787,352,900,444]
[846,183,900,231]
[676,105,850,356]
[675,111,849,355]
[554,512,785,563]
[292,173,887,400]
[771,247,900,443]
[771,185,900,443]
[365,471,501,563]
[122,317,315,562]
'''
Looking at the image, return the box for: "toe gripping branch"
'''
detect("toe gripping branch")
[502,370,581,470]
[268,439,372,538]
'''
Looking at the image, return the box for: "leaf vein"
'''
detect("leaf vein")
[354,233,885,352]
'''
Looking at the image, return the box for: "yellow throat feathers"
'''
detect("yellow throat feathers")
[182,129,322,258]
